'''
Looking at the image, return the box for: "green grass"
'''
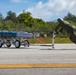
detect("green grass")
[27,37,72,44]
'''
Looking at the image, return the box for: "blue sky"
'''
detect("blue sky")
[0,0,76,21]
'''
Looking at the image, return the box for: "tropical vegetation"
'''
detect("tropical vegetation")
[0,11,76,38]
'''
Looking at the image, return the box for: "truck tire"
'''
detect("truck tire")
[15,40,21,48]
[24,40,29,47]
[0,39,4,48]
[6,40,11,48]
[0,41,2,48]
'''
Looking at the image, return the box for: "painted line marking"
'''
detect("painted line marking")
[0,64,76,68]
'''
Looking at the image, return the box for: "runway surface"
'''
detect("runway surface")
[0,44,76,75]
[0,44,76,65]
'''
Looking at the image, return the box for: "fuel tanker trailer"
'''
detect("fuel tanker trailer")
[0,31,33,48]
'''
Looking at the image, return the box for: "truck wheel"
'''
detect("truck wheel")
[0,41,2,48]
[24,40,29,47]
[6,44,11,47]
[6,40,11,48]
[15,40,21,48]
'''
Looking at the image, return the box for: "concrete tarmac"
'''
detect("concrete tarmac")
[0,44,76,64]
[0,44,76,75]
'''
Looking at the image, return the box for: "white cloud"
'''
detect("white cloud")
[26,0,76,21]
[11,0,26,3]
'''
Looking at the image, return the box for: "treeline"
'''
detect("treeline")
[0,11,76,37]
